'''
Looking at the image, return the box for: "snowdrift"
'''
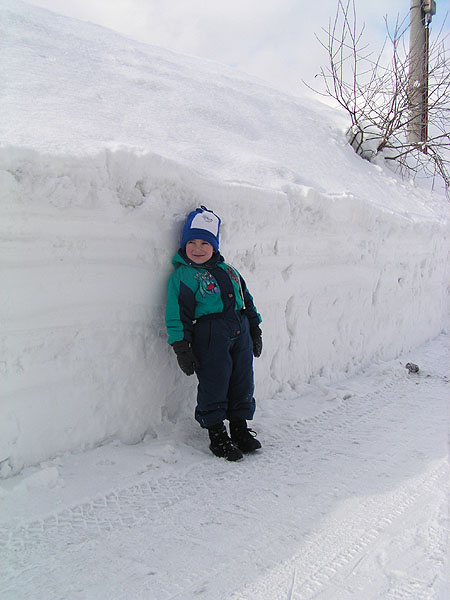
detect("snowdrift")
[1,0,449,476]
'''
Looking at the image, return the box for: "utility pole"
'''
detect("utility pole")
[408,0,436,148]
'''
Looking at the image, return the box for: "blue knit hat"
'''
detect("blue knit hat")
[181,205,221,251]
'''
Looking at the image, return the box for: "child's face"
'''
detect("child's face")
[185,239,214,264]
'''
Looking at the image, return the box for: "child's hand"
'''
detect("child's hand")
[250,326,263,358]
[171,341,199,376]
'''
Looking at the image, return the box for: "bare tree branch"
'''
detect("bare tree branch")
[305,0,450,197]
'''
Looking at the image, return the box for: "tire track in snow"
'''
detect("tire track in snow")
[0,366,403,554]
[228,460,449,600]
[228,364,450,600]
[295,462,448,600]
[0,368,405,555]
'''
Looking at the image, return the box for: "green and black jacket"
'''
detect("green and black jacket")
[165,250,262,345]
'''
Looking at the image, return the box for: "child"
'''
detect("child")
[165,206,263,461]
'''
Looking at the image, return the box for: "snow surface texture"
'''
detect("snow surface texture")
[1,0,449,476]
[1,335,449,599]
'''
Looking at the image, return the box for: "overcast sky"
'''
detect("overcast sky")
[27,0,450,97]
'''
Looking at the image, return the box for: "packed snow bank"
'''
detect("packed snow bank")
[1,0,449,475]
[2,147,448,476]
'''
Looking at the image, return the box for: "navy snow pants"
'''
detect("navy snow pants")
[191,311,255,429]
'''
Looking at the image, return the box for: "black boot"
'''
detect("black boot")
[208,423,244,461]
[230,420,262,453]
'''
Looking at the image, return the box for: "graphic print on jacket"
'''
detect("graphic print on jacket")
[195,271,220,297]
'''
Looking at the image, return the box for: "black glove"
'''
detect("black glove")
[250,325,263,358]
[172,340,199,376]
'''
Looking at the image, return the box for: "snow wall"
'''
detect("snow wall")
[1,146,449,476]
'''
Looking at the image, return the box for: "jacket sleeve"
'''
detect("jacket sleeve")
[165,270,196,344]
[240,275,262,330]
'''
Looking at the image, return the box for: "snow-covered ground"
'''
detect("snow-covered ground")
[1,334,449,599]
[1,0,449,596]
